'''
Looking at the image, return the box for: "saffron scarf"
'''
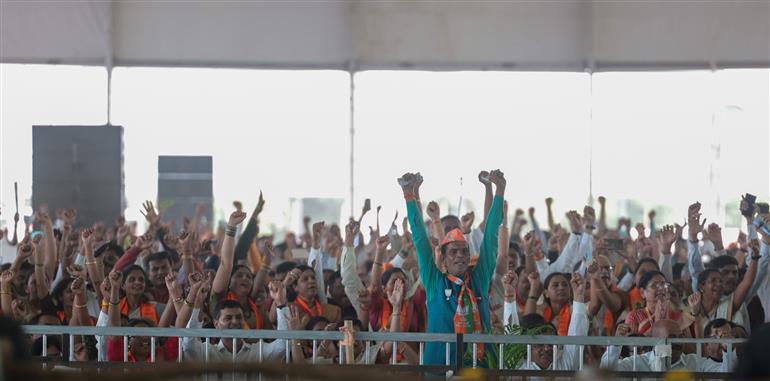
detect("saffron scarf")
[119,298,158,324]
[295,297,323,318]
[446,272,483,360]
[542,304,571,336]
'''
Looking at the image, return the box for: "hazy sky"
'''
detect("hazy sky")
[1,65,768,243]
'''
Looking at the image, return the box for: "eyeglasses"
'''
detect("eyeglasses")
[648,282,671,291]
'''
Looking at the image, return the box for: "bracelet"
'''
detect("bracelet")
[35,263,44,267]
[752,255,761,260]
[173,297,184,304]
[73,303,88,309]
[528,295,538,301]
[85,260,98,266]
[503,294,516,299]
[391,310,401,316]
[109,300,120,306]
[184,299,194,306]
[276,304,287,310]
[101,300,109,308]
[0,291,11,295]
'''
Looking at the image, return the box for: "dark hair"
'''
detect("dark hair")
[697,269,721,289]
[50,278,75,309]
[708,255,738,270]
[520,313,556,333]
[736,322,770,379]
[95,241,124,258]
[213,300,244,320]
[305,316,330,331]
[143,251,172,269]
[381,267,406,287]
[0,316,29,360]
[441,215,461,233]
[638,270,665,290]
[672,263,686,280]
[230,264,253,278]
[326,271,342,293]
[543,272,570,291]
[636,257,660,273]
[122,264,147,282]
[128,318,155,328]
[704,318,731,338]
[275,261,297,276]
[32,335,62,358]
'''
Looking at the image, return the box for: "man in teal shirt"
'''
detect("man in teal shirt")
[398,171,505,367]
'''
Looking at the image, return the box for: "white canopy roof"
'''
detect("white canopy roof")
[2,1,768,72]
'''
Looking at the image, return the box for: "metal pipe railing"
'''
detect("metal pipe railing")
[24,324,747,374]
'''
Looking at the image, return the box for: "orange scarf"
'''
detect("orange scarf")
[295,297,322,318]
[381,301,409,331]
[446,272,483,361]
[119,298,158,324]
[225,291,263,329]
[542,304,571,336]
[628,287,644,311]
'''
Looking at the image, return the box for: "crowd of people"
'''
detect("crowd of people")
[0,170,769,376]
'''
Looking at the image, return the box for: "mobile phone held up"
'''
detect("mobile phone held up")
[752,202,770,235]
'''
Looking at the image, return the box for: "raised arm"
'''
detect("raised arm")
[80,228,105,299]
[687,202,707,292]
[70,277,92,326]
[370,235,390,296]
[234,192,264,262]
[114,232,153,272]
[212,210,247,295]
[478,171,493,231]
[107,270,123,327]
[545,197,555,231]
[399,173,440,290]
[341,220,366,316]
[732,239,760,310]
[474,169,505,284]
[36,211,58,281]
[425,201,444,242]
[174,272,205,328]
[31,236,50,300]
[524,271,542,315]
[496,216,510,277]
[597,196,607,235]
[0,269,15,317]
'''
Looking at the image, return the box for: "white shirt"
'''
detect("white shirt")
[536,234,584,282]
[601,345,737,380]
[517,301,589,371]
[182,306,289,362]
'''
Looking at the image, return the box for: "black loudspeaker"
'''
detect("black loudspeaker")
[157,156,213,228]
[32,125,125,226]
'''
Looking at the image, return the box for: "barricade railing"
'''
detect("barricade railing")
[22,325,746,378]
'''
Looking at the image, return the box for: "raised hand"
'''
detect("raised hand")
[659,225,677,253]
[597,196,606,207]
[571,272,586,302]
[387,278,405,308]
[375,235,390,254]
[566,211,582,234]
[140,201,160,225]
[358,288,372,311]
[283,268,301,288]
[527,271,542,294]
[460,212,475,234]
[586,261,600,281]
[426,201,440,221]
[311,221,325,249]
[634,223,646,239]
[70,276,86,296]
[478,170,491,186]
[705,223,724,250]
[622,238,637,260]
[502,271,518,302]
[268,280,287,306]
[0,269,15,286]
[488,169,506,194]
[344,219,360,247]
[545,197,553,207]
[99,278,111,299]
[254,191,266,217]
[108,270,123,289]
[66,264,87,280]
[165,272,183,300]
[228,211,247,227]
[528,207,536,220]
[61,209,77,225]
[615,323,632,337]
[687,202,706,241]
[35,210,52,227]
[287,304,302,331]
[688,291,702,315]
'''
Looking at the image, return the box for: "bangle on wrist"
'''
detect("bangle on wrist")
[184,299,194,306]
[752,255,761,260]
[528,295,538,301]
[0,291,11,295]
[85,260,98,265]
[73,302,88,309]
[276,304,287,310]
[503,293,515,299]
[173,297,184,304]
[109,300,120,306]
